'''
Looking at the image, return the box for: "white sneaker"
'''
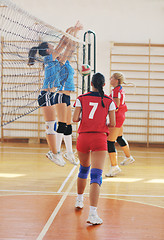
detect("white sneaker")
[120,156,135,166]
[105,165,121,177]
[87,213,103,225]
[64,152,79,165]
[46,151,66,167]
[75,199,84,209]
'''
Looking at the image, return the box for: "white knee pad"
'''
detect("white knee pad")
[45,121,57,135]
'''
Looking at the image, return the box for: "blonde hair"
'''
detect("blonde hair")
[112,72,125,85]
[112,72,136,94]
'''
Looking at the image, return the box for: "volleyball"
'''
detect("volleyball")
[81,64,91,76]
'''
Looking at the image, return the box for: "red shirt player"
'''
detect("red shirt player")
[73,72,115,225]
[110,85,127,128]
[105,72,135,178]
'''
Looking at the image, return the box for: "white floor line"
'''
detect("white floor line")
[0,151,46,155]
[0,145,163,155]
[0,189,163,198]
[99,193,164,198]
[0,189,58,194]
[0,146,49,150]
[0,150,163,159]
[57,165,77,193]
[36,171,78,240]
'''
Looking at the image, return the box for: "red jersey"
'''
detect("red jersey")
[75,91,115,135]
[110,85,127,112]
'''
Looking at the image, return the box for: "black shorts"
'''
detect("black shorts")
[54,93,71,106]
[38,91,55,107]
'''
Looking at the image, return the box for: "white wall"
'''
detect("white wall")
[12,0,164,94]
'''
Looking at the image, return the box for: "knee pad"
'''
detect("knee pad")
[78,164,90,179]
[45,121,57,135]
[64,124,72,135]
[117,136,127,147]
[57,122,66,133]
[90,168,103,186]
[107,140,116,153]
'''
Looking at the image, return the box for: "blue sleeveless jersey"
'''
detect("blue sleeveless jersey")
[42,54,60,89]
[58,60,75,91]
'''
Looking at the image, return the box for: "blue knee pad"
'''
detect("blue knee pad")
[90,168,103,186]
[117,136,127,147]
[78,164,90,179]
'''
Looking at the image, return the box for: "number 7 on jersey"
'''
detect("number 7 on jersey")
[89,102,98,119]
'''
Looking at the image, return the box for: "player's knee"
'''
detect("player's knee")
[64,124,72,135]
[78,164,90,179]
[107,140,116,153]
[56,122,66,133]
[45,121,57,135]
[117,136,127,147]
[90,168,103,186]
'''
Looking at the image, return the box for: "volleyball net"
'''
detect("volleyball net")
[0,0,86,126]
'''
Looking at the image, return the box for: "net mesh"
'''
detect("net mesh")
[0,0,85,126]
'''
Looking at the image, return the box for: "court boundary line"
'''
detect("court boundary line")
[57,165,77,193]
[1,145,164,155]
[0,189,164,198]
[0,150,163,159]
[36,171,78,240]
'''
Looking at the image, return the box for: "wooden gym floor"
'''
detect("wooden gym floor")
[0,142,164,240]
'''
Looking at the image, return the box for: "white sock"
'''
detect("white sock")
[89,206,97,215]
[64,134,73,153]
[77,194,83,201]
[56,132,63,153]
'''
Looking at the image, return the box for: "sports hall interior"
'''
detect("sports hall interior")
[0,0,164,239]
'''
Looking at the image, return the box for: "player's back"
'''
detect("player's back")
[77,92,113,134]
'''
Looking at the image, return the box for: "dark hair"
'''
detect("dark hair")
[92,72,105,107]
[28,42,49,65]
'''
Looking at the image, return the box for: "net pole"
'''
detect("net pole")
[82,30,96,93]
[1,36,4,141]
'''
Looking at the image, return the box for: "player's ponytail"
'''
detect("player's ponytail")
[113,72,136,94]
[28,46,38,65]
[28,42,49,66]
[92,72,105,108]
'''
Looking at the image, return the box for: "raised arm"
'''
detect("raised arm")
[58,21,83,63]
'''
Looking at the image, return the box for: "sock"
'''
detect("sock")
[56,132,63,153]
[64,134,73,153]
[77,194,83,201]
[89,206,97,215]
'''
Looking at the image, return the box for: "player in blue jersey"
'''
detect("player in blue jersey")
[28,22,82,167]
[54,21,83,166]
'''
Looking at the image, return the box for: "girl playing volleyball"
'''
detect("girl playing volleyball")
[54,21,83,166]
[105,72,135,177]
[28,22,82,167]
[73,72,116,225]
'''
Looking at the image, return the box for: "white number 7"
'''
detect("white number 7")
[89,102,98,119]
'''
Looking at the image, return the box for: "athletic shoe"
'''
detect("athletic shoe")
[105,165,121,177]
[64,152,79,165]
[120,156,135,166]
[46,151,66,167]
[87,213,103,225]
[75,199,84,209]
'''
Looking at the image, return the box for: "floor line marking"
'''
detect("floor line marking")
[57,165,77,193]
[0,189,164,198]
[0,146,164,155]
[36,172,78,240]
[0,151,163,159]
